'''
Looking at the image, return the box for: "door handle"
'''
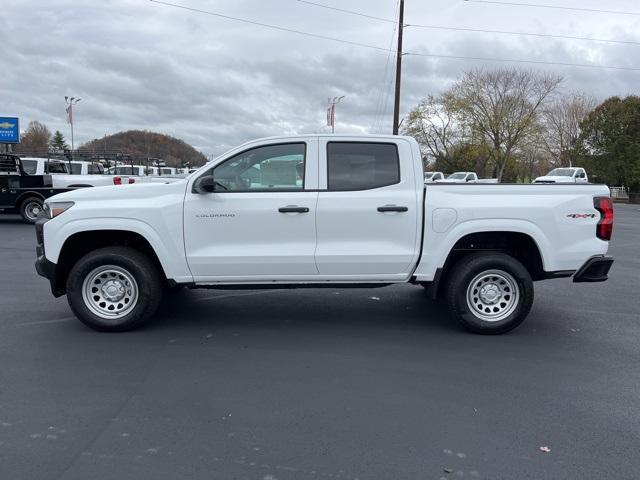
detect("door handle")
[377,205,408,212]
[278,206,309,213]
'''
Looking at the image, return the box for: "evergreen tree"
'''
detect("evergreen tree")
[50,130,68,150]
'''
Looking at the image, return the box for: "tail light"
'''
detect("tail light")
[113,176,122,185]
[128,178,136,184]
[594,196,614,241]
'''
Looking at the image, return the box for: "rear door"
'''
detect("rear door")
[315,138,421,279]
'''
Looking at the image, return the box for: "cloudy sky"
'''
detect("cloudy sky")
[2,0,639,155]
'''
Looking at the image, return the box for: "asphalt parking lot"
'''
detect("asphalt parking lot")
[1,205,639,480]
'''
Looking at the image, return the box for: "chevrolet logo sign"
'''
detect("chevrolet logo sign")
[0,122,15,129]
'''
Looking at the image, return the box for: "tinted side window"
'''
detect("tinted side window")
[46,162,68,174]
[327,142,400,191]
[115,166,137,175]
[87,163,104,174]
[70,163,82,174]
[22,160,37,174]
[213,143,306,191]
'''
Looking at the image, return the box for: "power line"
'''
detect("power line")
[463,0,640,16]
[148,0,390,53]
[148,0,640,72]
[407,51,640,71]
[411,24,640,47]
[297,0,640,46]
[297,0,394,24]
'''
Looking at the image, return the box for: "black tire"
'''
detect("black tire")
[66,246,163,332]
[445,253,534,335]
[19,196,44,224]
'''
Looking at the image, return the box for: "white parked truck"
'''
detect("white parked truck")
[438,172,498,184]
[534,167,589,184]
[35,135,614,334]
[20,157,115,188]
[424,171,444,183]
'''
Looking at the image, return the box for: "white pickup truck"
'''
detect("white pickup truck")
[35,135,614,335]
[438,172,498,184]
[20,157,115,188]
[534,167,589,184]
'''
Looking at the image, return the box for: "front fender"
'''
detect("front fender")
[43,217,193,283]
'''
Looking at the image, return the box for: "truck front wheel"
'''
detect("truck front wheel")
[66,247,162,332]
[446,253,534,334]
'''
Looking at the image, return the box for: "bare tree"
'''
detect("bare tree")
[402,93,463,167]
[15,121,51,153]
[449,68,562,181]
[541,92,596,168]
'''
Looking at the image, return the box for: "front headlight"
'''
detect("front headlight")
[43,201,75,219]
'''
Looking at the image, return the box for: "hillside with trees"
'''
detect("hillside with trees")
[80,130,207,167]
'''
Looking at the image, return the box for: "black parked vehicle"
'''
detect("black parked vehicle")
[0,154,74,223]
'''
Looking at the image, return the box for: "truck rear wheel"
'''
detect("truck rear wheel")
[66,247,162,332]
[19,196,44,223]
[446,253,534,334]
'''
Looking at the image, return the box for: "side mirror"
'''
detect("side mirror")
[193,175,216,194]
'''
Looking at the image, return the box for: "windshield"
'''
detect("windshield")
[548,168,576,177]
[447,173,467,180]
[424,173,434,179]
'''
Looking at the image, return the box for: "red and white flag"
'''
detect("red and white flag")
[326,105,335,128]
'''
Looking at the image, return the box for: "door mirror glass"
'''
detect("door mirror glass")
[193,175,216,194]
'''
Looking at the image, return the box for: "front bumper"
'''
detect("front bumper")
[573,255,614,283]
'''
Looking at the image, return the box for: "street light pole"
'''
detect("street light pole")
[64,96,81,150]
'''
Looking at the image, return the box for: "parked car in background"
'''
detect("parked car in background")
[424,171,444,183]
[35,134,614,335]
[438,172,498,184]
[19,157,114,188]
[534,167,589,184]
[105,165,185,185]
[0,155,75,223]
[68,161,105,175]
[20,157,69,175]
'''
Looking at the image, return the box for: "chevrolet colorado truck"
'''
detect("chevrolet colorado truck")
[34,135,614,334]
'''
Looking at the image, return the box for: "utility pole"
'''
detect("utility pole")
[327,96,345,133]
[64,96,81,150]
[392,0,405,135]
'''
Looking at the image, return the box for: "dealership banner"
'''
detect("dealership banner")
[0,117,20,143]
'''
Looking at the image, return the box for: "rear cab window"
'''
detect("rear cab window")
[21,159,38,174]
[326,142,400,191]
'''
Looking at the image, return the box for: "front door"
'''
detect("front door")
[315,139,421,279]
[184,139,319,280]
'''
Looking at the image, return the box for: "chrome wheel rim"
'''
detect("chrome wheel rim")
[82,265,138,320]
[24,201,42,221]
[466,269,519,322]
